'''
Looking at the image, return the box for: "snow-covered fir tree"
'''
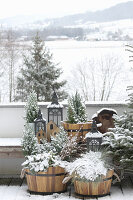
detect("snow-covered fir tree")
[50,127,68,154]
[21,123,39,156]
[103,86,133,170]
[25,90,39,123]
[15,33,67,102]
[67,91,87,123]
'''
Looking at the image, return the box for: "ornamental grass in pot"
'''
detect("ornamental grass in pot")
[62,92,92,141]
[63,151,114,197]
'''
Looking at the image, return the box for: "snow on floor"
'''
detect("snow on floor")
[0,185,77,200]
[0,184,133,200]
[0,138,21,146]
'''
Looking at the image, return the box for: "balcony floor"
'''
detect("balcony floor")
[0,175,133,200]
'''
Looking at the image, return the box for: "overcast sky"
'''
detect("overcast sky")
[0,0,131,19]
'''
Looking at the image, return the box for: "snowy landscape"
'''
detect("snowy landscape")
[0,1,133,102]
[0,0,133,200]
[0,40,132,102]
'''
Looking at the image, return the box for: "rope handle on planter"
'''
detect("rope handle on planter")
[112,172,121,184]
[20,168,26,179]
[62,175,72,184]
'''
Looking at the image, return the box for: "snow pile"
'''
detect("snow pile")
[85,131,103,138]
[47,103,63,108]
[0,138,21,146]
[66,151,109,181]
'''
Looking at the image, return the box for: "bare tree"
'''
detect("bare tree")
[0,27,7,102]
[69,54,122,101]
[4,29,20,102]
[125,44,133,67]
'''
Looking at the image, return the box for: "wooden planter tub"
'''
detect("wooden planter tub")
[25,166,67,194]
[62,121,92,141]
[74,169,114,197]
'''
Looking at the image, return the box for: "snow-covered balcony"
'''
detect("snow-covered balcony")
[0,101,127,176]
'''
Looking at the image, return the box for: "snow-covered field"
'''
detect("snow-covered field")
[45,40,132,101]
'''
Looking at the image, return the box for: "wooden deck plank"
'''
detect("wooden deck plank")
[10,178,24,186]
[0,178,12,185]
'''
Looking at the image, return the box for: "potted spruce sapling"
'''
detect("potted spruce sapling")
[62,91,92,141]
[21,126,82,194]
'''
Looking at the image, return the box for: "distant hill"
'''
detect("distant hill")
[44,1,133,26]
[0,1,133,27]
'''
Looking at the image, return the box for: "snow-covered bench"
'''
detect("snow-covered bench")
[0,138,24,158]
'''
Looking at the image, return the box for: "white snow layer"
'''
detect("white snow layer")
[0,184,133,200]
[66,151,108,181]
[85,131,103,138]
[47,103,63,108]
[92,107,117,119]
[0,138,21,146]
[97,108,117,114]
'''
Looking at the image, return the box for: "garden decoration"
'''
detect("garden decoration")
[47,91,63,127]
[92,108,117,133]
[62,91,92,141]
[34,109,46,143]
[85,119,103,152]
[46,121,60,139]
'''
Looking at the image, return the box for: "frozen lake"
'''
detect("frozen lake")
[45,40,132,101]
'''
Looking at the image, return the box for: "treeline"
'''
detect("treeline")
[1,27,85,41]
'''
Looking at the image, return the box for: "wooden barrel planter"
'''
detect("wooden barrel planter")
[62,121,92,141]
[25,166,67,194]
[74,169,114,197]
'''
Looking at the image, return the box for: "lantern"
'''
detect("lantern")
[85,119,103,152]
[34,109,46,143]
[47,91,63,127]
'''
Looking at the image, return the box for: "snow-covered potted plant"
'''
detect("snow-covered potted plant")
[63,151,114,197]
[62,91,91,141]
[21,126,82,194]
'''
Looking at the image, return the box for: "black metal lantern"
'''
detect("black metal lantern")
[47,91,63,127]
[34,109,46,142]
[86,120,103,152]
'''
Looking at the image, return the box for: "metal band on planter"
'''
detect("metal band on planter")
[25,171,66,177]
